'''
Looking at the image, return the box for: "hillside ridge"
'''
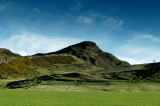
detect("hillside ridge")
[35,41,130,68]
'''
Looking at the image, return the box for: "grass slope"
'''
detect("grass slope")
[0,54,98,79]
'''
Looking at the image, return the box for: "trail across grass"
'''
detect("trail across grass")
[0,89,160,106]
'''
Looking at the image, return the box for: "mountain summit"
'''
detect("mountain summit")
[36,41,130,68]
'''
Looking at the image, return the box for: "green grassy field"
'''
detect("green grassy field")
[0,89,160,106]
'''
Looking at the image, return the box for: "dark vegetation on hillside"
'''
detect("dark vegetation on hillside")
[132,63,160,82]
[31,56,76,67]
[6,72,109,89]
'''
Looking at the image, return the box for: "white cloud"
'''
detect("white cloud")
[0,32,82,56]
[115,32,160,64]
[117,56,146,65]
[78,16,93,24]
[116,45,160,64]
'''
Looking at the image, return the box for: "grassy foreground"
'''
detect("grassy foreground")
[0,89,160,106]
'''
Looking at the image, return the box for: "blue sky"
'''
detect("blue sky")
[0,0,160,64]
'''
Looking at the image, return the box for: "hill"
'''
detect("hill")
[0,54,95,79]
[0,41,160,86]
[35,41,130,69]
[0,49,96,79]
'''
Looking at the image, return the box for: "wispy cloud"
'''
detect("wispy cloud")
[115,32,160,64]
[127,32,160,43]
[78,16,93,24]
[70,0,87,12]
[0,32,82,56]
[117,45,160,64]
[77,14,123,30]
[104,17,123,30]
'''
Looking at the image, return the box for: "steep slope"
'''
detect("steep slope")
[36,41,130,69]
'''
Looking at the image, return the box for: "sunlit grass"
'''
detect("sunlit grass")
[0,89,160,106]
